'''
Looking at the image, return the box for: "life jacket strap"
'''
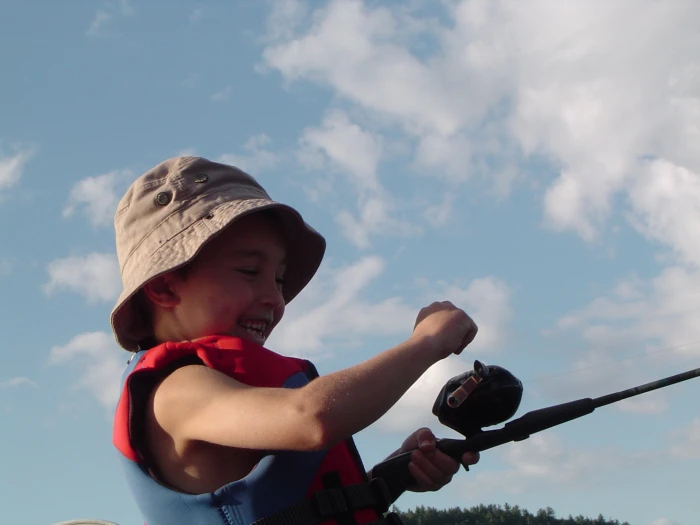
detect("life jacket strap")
[252,478,399,525]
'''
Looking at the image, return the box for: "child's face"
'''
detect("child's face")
[168,212,287,345]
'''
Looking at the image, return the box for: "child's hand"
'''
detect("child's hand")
[411,302,478,360]
[398,427,480,493]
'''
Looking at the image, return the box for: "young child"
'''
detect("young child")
[111,156,479,525]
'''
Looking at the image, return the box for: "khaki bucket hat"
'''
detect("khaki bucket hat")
[110,156,326,351]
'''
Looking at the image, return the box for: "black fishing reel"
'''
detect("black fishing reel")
[432,360,524,437]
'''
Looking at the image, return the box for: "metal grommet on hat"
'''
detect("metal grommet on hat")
[155,192,171,205]
[194,173,208,183]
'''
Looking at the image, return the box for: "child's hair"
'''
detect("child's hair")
[110,156,326,351]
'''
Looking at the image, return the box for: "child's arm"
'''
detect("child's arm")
[150,301,477,452]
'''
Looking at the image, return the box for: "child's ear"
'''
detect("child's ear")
[142,273,181,308]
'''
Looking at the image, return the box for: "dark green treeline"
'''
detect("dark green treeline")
[393,504,630,525]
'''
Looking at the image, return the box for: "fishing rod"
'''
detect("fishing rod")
[372,361,700,502]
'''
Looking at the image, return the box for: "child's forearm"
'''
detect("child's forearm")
[296,335,438,448]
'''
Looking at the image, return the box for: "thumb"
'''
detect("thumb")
[415,427,437,452]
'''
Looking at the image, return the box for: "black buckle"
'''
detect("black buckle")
[369,478,392,513]
[312,486,347,518]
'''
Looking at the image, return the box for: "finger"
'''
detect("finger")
[461,451,480,466]
[412,449,459,480]
[408,458,443,492]
[462,319,478,346]
[415,428,437,454]
[455,321,478,354]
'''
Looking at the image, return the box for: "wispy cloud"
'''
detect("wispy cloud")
[219,134,282,175]
[87,0,135,37]
[459,432,647,499]
[628,159,700,267]
[617,395,668,415]
[268,256,416,356]
[554,266,700,359]
[650,518,681,525]
[1,377,38,390]
[436,277,513,354]
[49,331,126,408]
[210,85,232,102]
[44,252,121,303]
[0,147,34,193]
[669,418,700,459]
[298,110,415,248]
[63,169,132,228]
[261,0,700,243]
[87,11,113,37]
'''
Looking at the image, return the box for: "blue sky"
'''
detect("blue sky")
[2,1,700,524]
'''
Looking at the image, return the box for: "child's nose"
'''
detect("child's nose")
[259,279,284,308]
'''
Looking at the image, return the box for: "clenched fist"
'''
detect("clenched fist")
[411,301,478,361]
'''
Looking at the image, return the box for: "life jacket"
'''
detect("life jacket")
[113,335,398,525]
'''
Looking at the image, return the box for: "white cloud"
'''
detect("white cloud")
[437,277,513,354]
[87,11,113,37]
[262,0,466,136]
[49,332,126,408]
[617,395,668,415]
[300,109,383,188]
[261,0,700,243]
[423,192,455,227]
[649,518,680,525]
[0,147,33,193]
[628,160,700,267]
[459,433,642,498]
[554,266,700,358]
[44,252,121,303]
[63,169,132,228]
[414,133,472,183]
[378,357,472,434]
[299,110,415,248]
[268,256,415,356]
[219,134,282,174]
[262,0,308,43]
[210,85,232,101]
[538,263,700,406]
[335,194,412,250]
[669,418,700,460]
[87,0,135,37]
[1,377,38,390]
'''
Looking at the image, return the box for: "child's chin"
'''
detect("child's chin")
[236,332,267,345]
